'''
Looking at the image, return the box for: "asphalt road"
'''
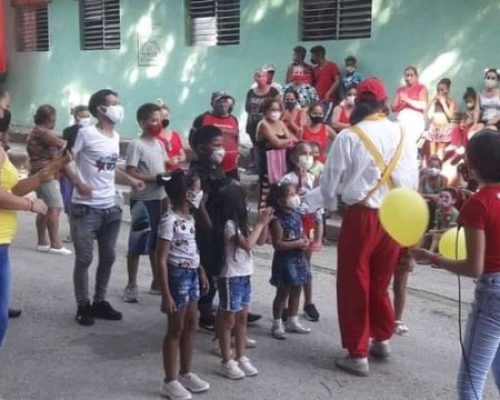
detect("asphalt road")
[0,211,496,400]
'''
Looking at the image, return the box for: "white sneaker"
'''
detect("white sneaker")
[62,235,72,243]
[48,247,72,256]
[220,359,245,380]
[369,340,391,359]
[123,284,139,303]
[285,320,311,334]
[178,372,210,393]
[271,325,287,340]
[237,356,258,377]
[243,338,257,349]
[395,320,409,336]
[212,337,256,357]
[36,244,50,252]
[335,356,369,377]
[161,380,192,400]
[230,336,257,349]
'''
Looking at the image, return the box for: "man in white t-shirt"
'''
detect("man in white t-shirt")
[71,89,144,327]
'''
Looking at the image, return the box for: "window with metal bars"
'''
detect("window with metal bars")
[300,0,372,41]
[188,0,240,46]
[80,0,120,50]
[15,6,49,52]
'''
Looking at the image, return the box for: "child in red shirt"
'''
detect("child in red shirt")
[411,129,500,398]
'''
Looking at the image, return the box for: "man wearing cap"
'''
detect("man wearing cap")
[262,64,283,93]
[189,92,240,180]
[286,46,314,85]
[320,78,418,376]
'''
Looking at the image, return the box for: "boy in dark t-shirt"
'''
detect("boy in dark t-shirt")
[189,126,227,330]
[190,126,263,330]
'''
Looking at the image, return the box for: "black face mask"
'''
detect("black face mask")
[284,101,297,111]
[310,58,318,65]
[228,106,233,115]
[310,116,323,124]
[213,103,228,116]
[161,119,170,128]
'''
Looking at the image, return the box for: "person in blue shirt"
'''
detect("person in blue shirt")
[341,56,364,93]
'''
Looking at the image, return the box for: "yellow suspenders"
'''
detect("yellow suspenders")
[349,125,405,204]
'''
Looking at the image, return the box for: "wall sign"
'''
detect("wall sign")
[138,23,164,67]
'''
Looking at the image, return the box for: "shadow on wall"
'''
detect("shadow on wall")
[5,0,500,138]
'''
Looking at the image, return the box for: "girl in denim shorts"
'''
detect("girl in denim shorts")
[411,129,500,399]
[267,182,312,340]
[157,170,210,400]
[211,182,273,380]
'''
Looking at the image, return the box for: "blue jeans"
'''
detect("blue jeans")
[70,204,122,306]
[458,273,500,399]
[0,244,11,345]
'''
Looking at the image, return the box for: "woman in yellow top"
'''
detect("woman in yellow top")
[0,135,68,345]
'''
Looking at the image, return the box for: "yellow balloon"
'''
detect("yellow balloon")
[439,227,467,260]
[379,188,429,247]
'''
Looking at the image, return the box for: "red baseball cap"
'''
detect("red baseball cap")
[357,78,388,101]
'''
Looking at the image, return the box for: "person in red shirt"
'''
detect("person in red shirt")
[156,103,186,171]
[331,85,357,132]
[302,102,336,162]
[189,92,240,181]
[286,46,314,85]
[411,129,500,399]
[310,45,340,105]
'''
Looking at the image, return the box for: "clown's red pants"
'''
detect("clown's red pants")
[337,205,400,358]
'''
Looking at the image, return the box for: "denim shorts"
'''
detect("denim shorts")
[128,199,162,255]
[36,180,63,209]
[218,276,251,312]
[168,265,200,310]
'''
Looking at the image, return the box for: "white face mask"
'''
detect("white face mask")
[78,117,92,127]
[427,167,441,177]
[187,190,203,209]
[286,194,301,209]
[346,95,356,105]
[268,111,281,121]
[102,104,124,125]
[485,78,498,89]
[298,155,314,170]
[210,148,226,164]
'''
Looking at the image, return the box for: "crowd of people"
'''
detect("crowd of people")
[1,43,500,399]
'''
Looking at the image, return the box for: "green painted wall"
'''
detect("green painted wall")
[4,0,500,141]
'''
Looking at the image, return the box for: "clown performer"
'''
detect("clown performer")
[320,78,419,376]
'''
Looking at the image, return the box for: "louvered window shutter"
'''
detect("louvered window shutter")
[15,4,49,51]
[300,0,371,41]
[189,0,240,46]
[80,0,120,50]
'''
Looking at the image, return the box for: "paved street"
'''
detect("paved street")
[0,211,496,400]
